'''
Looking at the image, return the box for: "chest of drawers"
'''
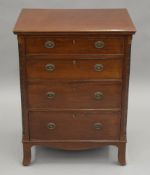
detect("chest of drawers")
[13,9,136,166]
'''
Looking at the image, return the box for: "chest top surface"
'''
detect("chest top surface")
[13,9,136,34]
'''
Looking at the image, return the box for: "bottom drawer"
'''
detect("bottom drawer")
[29,111,121,140]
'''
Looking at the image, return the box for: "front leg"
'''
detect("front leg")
[22,143,31,166]
[118,142,126,165]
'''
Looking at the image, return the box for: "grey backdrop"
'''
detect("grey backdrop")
[0,0,150,174]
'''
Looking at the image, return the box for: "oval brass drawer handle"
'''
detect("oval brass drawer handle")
[45,64,55,71]
[47,91,55,99]
[45,40,55,48]
[95,41,105,48]
[94,91,103,100]
[47,122,56,130]
[94,123,103,130]
[94,64,103,71]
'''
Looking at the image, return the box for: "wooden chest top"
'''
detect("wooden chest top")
[13,9,136,34]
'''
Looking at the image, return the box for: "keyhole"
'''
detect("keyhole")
[73,40,76,45]
[73,60,76,65]
[73,113,77,119]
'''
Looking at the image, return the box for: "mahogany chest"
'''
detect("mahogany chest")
[13,9,136,165]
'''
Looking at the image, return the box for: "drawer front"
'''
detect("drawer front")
[25,36,124,55]
[29,111,121,140]
[27,82,121,109]
[26,59,122,80]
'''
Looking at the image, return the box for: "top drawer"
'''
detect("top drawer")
[25,36,124,55]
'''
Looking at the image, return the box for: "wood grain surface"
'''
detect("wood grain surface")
[26,58,122,80]
[27,81,122,109]
[29,111,121,140]
[25,36,124,54]
[13,9,136,34]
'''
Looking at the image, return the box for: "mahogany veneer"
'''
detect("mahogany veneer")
[13,9,136,165]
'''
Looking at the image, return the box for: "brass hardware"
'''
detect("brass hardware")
[95,41,105,48]
[47,92,55,99]
[94,64,103,71]
[47,122,56,130]
[45,41,55,48]
[94,91,103,100]
[45,64,55,71]
[72,113,77,118]
[94,123,103,130]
